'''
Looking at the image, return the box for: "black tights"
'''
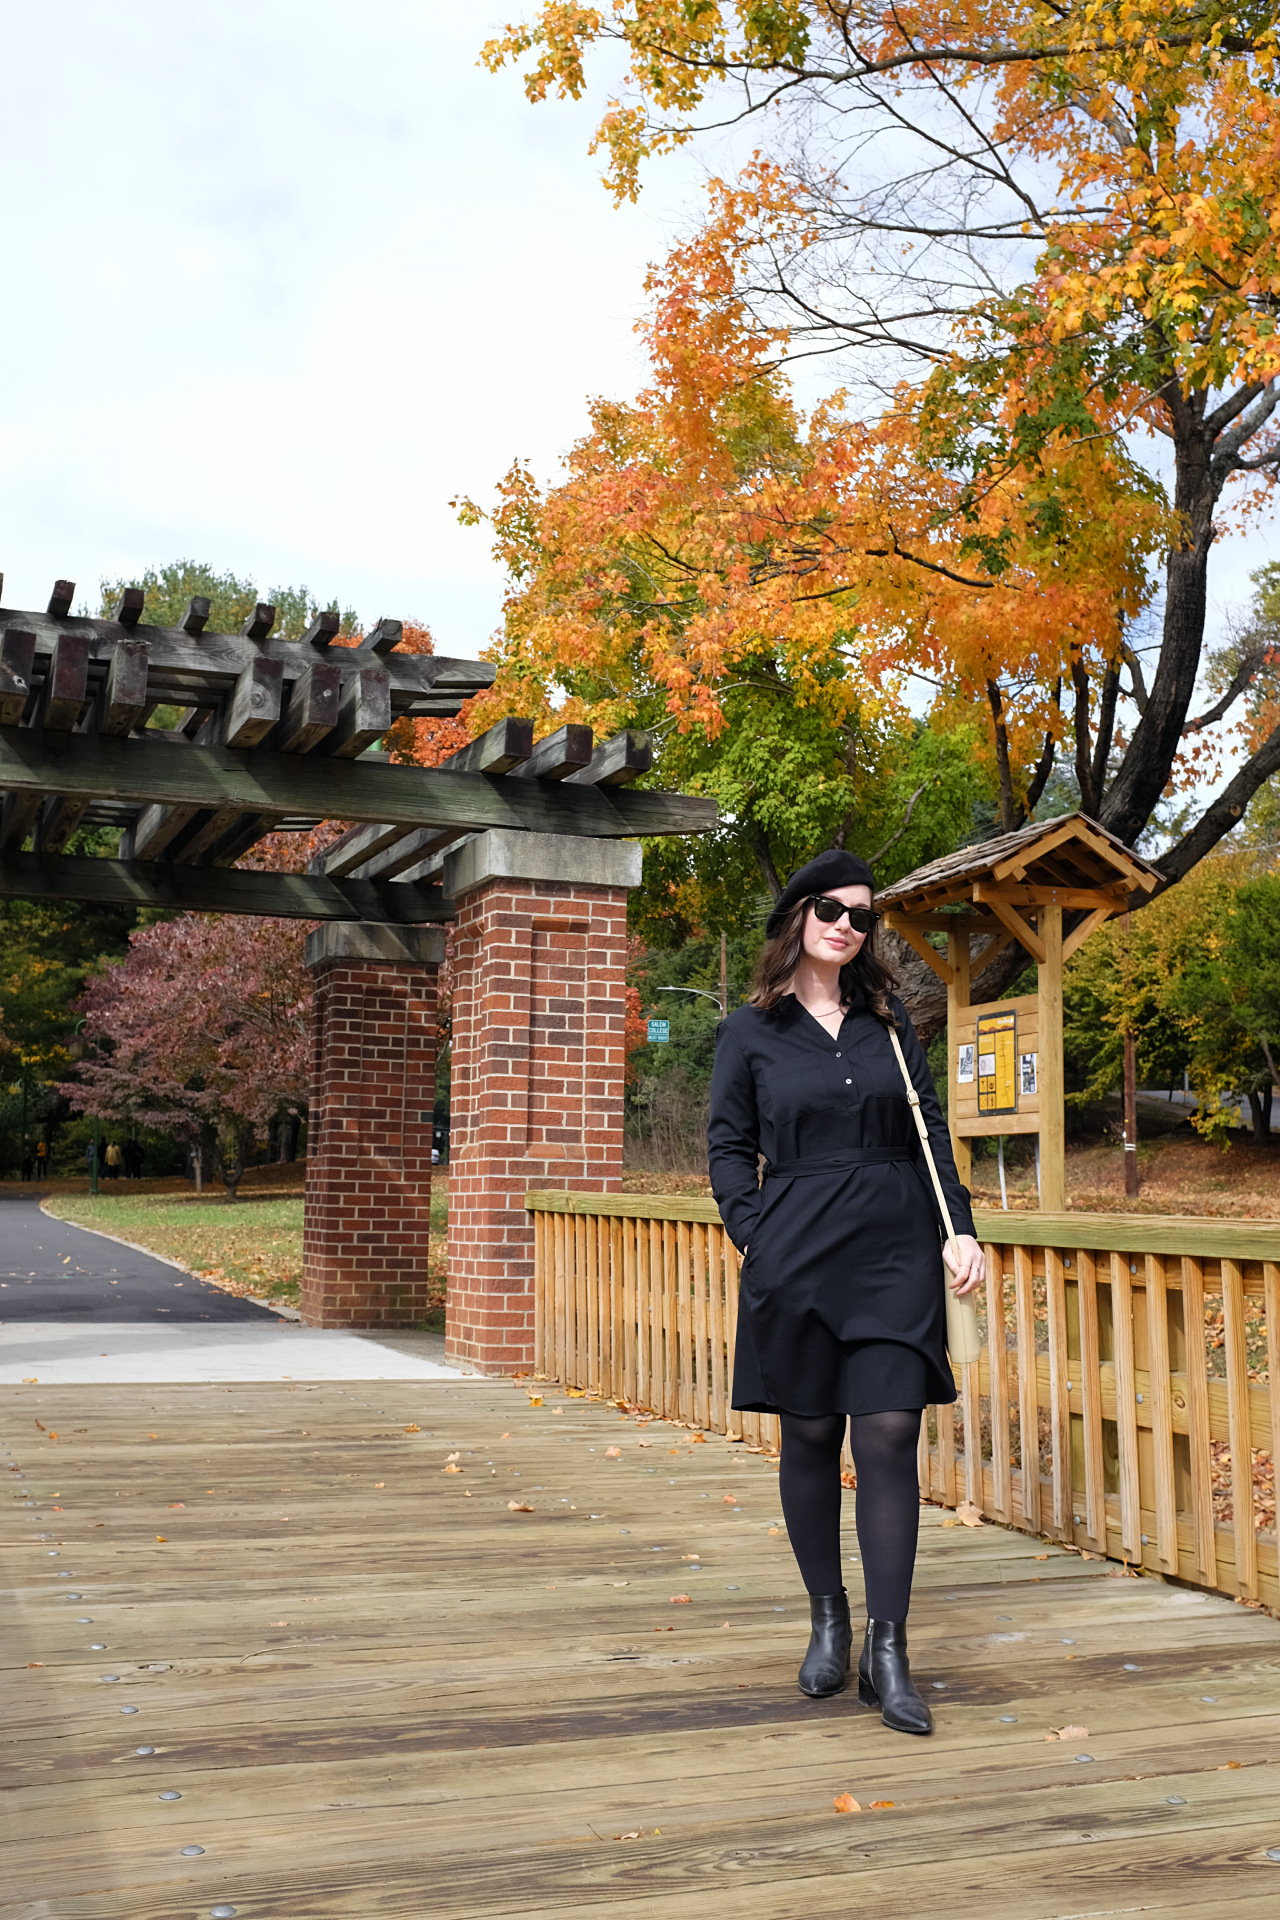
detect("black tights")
[778,1410,922,1622]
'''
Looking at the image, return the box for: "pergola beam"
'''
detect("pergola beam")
[0,850,452,923]
[0,727,715,840]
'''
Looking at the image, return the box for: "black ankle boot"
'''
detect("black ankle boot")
[857,1619,933,1734]
[797,1590,852,1698]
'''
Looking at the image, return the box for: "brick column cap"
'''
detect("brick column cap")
[444,828,642,898]
[304,922,446,970]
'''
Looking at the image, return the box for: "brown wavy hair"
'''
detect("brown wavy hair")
[747,896,898,1027]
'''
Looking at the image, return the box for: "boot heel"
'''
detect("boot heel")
[857,1673,878,1708]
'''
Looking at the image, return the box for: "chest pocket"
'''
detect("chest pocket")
[764,1060,840,1123]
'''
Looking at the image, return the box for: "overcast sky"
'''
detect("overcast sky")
[0,1,689,654]
[1,1,1272,664]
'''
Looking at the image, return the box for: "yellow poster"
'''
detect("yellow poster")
[976,1010,1018,1116]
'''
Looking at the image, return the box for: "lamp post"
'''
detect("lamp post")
[71,1018,100,1196]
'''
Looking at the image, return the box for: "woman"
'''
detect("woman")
[708,850,984,1735]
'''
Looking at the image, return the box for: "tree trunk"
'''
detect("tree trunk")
[1247,1082,1273,1144]
[1101,409,1215,847]
[1123,1027,1139,1195]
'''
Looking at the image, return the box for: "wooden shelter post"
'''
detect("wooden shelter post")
[946,923,972,1189]
[1037,904,1066,1210]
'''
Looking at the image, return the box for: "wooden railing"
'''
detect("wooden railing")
[527,1192,1280,1609]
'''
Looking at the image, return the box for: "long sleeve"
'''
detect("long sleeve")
[707,1023,765,1253]
[894,997,976,1239]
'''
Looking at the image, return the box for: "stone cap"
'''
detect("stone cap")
[444,828,642,898]
[304,922,447,970]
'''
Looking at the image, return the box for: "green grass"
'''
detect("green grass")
[46,1179,451,1314]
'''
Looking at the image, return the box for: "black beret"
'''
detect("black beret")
[766,850,877,939]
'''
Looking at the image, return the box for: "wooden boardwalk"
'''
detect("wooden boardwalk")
[6,1376,1280,1918]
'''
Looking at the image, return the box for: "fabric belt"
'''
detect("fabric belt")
[763,1149,916,1179]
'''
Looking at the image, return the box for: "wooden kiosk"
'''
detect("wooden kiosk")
[875,815,1161,1209]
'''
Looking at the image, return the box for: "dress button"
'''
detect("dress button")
[845,1078,852,1085]
[835,1051,841,1057]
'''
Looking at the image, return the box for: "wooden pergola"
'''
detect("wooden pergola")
[0,579,713,919]
[876,814,1163,1209]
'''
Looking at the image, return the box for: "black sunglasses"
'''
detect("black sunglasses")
[808,894,880,933]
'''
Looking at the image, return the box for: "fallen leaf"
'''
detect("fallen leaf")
[941,1517,957,1528]
[553,1407,563,1416]
[1056,1725,1089,1740]
[404,1424,420,1434]
[149,1433,158,1439]
[445,1451,461,1462]
[33,1419,46,1431]
[566,1389,585,1399]
[270,1621,288,1626]
[870,1800,896,1810]
[508,1501,534,1512]
[527,1395,543,1408]
[638,1440,654,1449]
[500,1432,510,1439]
[833,1793,861,1813]
[768,1526,783,1535]
[671,1594,692,1604]
[48,1431,58,1440]
[605,1447,622,1458]
[690,1432,708,1444]
[956,1501,983,1527]
[22,1377,37,1384]
[155,1535,167,1542]
[442,1464,462,1475]
[1218,1761,1242,1771]
[612,1581,629,1587]
[374,1482,385,1488]
[723,1495,738,1505]
[168,1503,185,1510]
[614,1831,642,1841]
[27,1661,45,1669]
[1033,1553,1049,1561]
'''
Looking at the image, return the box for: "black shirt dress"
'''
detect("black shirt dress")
[708,987,975,1419]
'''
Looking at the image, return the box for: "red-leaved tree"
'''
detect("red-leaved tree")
[64,915,311,1199]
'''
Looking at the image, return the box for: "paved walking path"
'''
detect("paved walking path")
[0,1195,471,1383]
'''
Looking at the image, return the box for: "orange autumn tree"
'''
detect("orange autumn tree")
[459,179,1166,930]
[482,1,1280,901]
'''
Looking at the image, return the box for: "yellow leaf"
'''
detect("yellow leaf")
[155,1535,167,1542]
[956,1501,983,1527]
[605,1446,622,1457]
[670,1593,692,1604]
[833,1792,861,1813]
[508,1500,534,1512]
[404,1424,420,1433]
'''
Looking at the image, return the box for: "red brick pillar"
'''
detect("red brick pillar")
[442,830,641,1374]
[301,922,445,1327]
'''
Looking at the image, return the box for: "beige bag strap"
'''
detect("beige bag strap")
[887,1020,982,1366]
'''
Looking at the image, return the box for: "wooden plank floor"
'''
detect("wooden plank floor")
[6,1376,1280,1918]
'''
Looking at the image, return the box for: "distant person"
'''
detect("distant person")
[85,1142,97,1177]
[34,1140,48,1178]
[105,1141,123,1179]
[123,1139,143,1179]
[21,1152,33,1182]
